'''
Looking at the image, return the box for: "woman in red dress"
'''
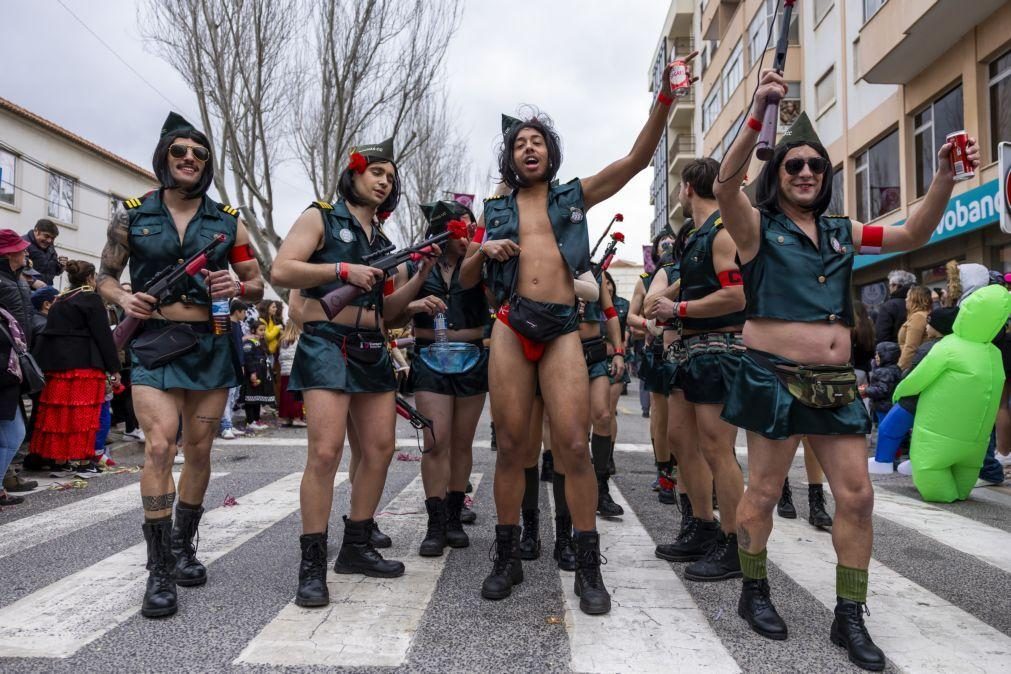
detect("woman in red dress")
[28,261,120,470]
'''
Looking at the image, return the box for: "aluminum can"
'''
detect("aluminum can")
[946,130,974,182]
[668,59,691,98]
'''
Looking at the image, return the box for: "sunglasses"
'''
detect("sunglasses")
[169,144,210,162]
[783,157,829,175]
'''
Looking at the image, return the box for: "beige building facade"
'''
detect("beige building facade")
[652,0,1011,306]
[0,97,156,285]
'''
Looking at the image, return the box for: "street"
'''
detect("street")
[0,384,1009,673]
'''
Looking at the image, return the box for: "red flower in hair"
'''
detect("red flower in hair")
[615,213,624,221]
[348,152,367,174]
[446,219,469,239]
[377,211,392,222]
[611,231,625,243]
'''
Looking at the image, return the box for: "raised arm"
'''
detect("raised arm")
[714,69,787,261]
[582,54,696,210]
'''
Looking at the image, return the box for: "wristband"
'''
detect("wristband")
[338,262,349,281]
[677,301,688,319]
[614,348,625,356]
[657,92,674,107]
[747,116,763,132]
[234,280,246,298]
[603,306,618,320]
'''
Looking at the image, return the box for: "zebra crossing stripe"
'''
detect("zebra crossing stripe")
[0,472,318,659]
[0,471,226,561]
[767,515,1011,672]
[871,487,1011,572]
[552,485,741,674]
[235,473,484,668]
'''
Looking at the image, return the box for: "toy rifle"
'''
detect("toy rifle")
[318,222,468,320]
[589,213,623,259]
[592,231,625,277]
[396,395,434,437]
[756,0,797,160]
[113,233,227,350]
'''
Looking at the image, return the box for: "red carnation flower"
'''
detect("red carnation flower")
[446,219,469,239]
[615,213,624,221]
[348,152,367,174]
[377,210,392,222]
[612,231,625,242]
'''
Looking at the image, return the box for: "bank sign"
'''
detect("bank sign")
[854,178,1002,270]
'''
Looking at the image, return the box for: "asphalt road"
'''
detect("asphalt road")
[1,382,1009,673]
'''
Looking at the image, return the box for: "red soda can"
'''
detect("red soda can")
[668,59,691,98]
[946,130,974,182]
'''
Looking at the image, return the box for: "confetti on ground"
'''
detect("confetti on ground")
[396,452,421,462]
[222,495,239,507]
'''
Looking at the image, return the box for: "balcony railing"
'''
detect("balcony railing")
[671,134,696,156]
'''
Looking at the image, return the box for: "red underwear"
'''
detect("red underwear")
[496,304,546,362]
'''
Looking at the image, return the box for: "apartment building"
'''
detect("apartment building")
[652,0,1011,303]
[0,97,156,280]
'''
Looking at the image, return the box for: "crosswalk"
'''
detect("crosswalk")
[0,448,1009,673]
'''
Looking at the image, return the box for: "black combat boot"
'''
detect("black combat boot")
[540,451,554,482]
[481,524,523,600]
[419,497,448,557]
[445,491,470,547]
[655,516,719,563]
[553,514,577,571]
[830,599,886,671]
[295,532,329,607]
[334,517,405,577]
[738,578,788,640]
[596,474,624,517]
[684,530,743,582]
[371,521,392,549]
[518,508,541,560]
[171,503,207,587]
[777,478,797,518]
[677,491,694,534]
[141,518,178,618]
[808,484,833,528]
[573,530,611,615]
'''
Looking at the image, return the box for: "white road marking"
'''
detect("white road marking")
[871,487,1011,572]
[0,471,225,561]
[552,485,741,673]
[235,473,483,668]
[768,515,1011,673]
[0,472,318,659]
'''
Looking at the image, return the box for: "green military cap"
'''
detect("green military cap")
[352,137,396,164]
[777,111,822,149]
[501,114,523,137]
[445,198,476,223]
[160,111,197,138]
[421,200,458,234]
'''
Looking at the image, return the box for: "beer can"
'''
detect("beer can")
[668,59,692,98]
[946,130,974,182]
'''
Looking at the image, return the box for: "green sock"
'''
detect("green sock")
[738,548,768,580]
[836,565,869,603]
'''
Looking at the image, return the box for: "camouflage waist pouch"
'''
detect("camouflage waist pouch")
[750,351,857,409]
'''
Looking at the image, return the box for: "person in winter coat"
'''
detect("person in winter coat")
[897,286,932,371]
[862,341,902,424]
[242,320,274,431]
[874,270,916,344]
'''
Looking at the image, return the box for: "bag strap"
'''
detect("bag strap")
[0,318,26,357]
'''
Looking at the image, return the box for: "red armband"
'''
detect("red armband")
[228,243,256,264]
[383,277,396,296]
[338,262,349,281]
[603,306,618,320]
[677,302,688,318]
[746,116,763,132]
[472,226,485,244]
[718,269,744,287]
[657,92,674,107]
[859,225,884,255]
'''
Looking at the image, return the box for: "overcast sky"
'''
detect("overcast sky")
[2,0,670,263]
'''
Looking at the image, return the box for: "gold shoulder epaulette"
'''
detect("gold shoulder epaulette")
[824,213,848,219]
[124,197,144,210]
[713,216,724,228]
[219,204,239,217]
[484,195,505,202]
[639,271,651,280]
[314,200,333,210]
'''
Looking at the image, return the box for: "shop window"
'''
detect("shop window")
[989,49,1011,162]
[855,131,900,223]
[0,149,15,207]
[913,85,964,198]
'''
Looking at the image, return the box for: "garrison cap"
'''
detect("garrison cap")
[501,114,523,137]
[160,111,197,139]
[352,137,396,164]
[776,111,822,149]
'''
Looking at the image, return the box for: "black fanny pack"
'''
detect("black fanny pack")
[582,337,608,365]
[132,323,201,369]
[507,294,577,343]
[750,350,858,409]
[342,331,387,365]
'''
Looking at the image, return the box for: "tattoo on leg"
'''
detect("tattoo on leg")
[142,492,176,512]
[196,415,221,424]
[737,525,751,549]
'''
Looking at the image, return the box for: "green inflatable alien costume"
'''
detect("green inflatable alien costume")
[892,285,1011,502]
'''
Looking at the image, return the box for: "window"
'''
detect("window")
[828,165,845,215]
[47,171,75,223]
[0,149,15,207]
[778,82,802,131]
[855,131,900,223]
[989,50,1011,162]
[722,41,744,103]
[722,115,745,156]
[815,67,836,115]
[747,11,767,68]
[913,85,964,197]
[711,144,725,163]
[767,0,800,47]
[814,0,834,25]
[864,0,887,23]
[703,89,722,132]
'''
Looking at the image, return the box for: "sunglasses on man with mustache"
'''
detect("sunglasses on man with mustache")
[168,144,210,162]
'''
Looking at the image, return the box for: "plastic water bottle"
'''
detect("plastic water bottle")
[211,297,231,335]
[434,312,448,344]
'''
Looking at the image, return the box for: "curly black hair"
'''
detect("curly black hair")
[498,110,562,190]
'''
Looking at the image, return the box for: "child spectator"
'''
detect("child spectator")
[863,341,902,425]
[242,320,273,432]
